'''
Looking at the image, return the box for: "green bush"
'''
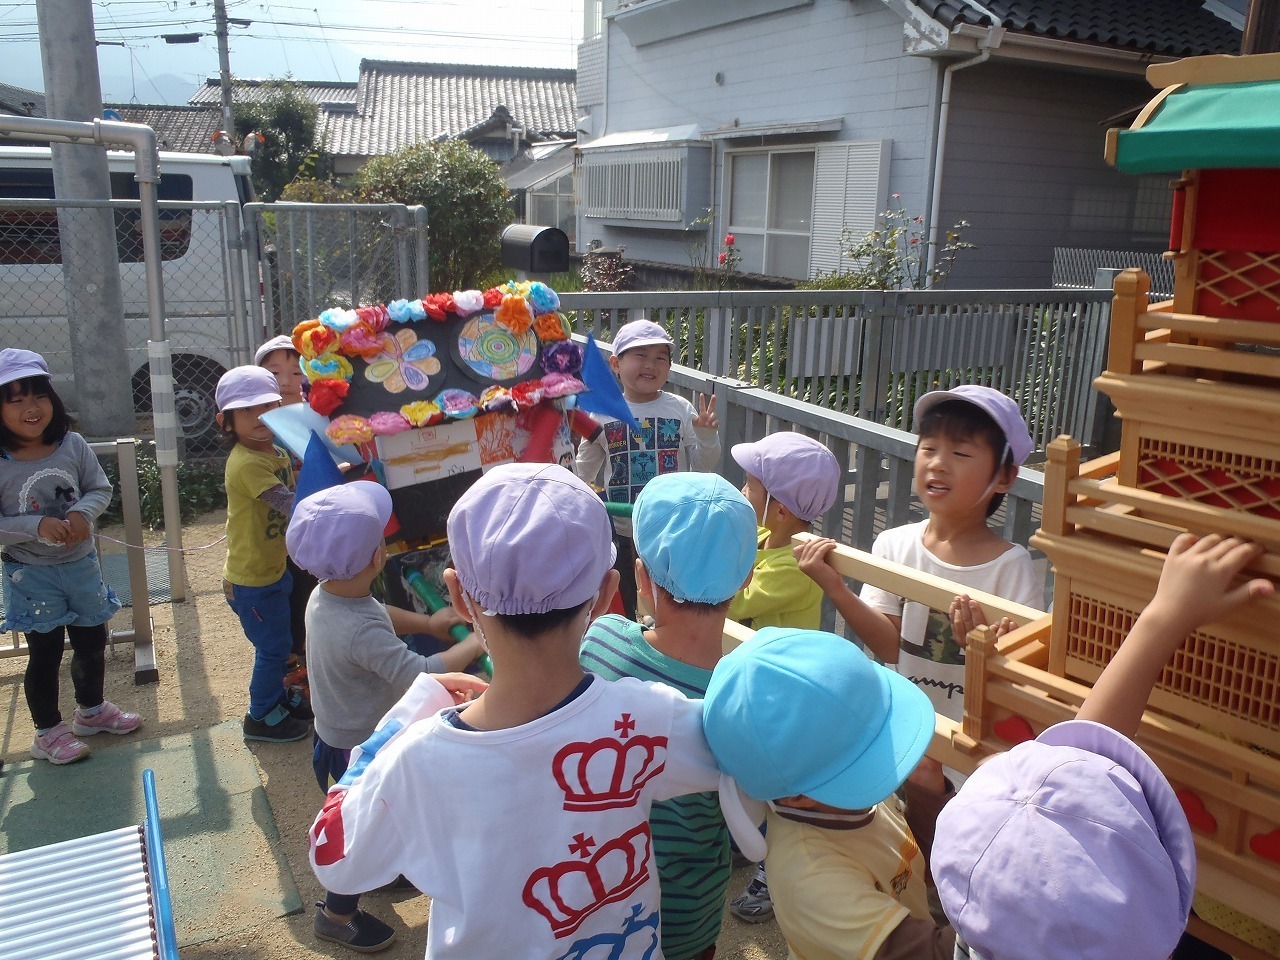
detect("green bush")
[101,451,227,531]
[352,141,510,291]
[233,79,323,203]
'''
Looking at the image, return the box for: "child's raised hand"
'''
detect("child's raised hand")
[692,393,718,430]
[794,537,845,591]
[1146,533,1273,638]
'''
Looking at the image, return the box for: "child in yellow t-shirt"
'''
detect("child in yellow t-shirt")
[216,366,311,744]
[725,431,841,924]
[727,432,841,631]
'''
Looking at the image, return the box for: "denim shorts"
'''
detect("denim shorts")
[1,551,121,633]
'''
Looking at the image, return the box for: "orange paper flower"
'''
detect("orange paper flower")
[533,311,568,342]
[495,295,533,335]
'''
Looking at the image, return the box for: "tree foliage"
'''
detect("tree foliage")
[352,140,511,291]
[233,79,321,202]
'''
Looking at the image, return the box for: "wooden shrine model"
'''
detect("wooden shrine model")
[944,52,1280,954]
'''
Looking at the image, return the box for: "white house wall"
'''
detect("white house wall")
[580,0,938,266]
[937,61,1165,289]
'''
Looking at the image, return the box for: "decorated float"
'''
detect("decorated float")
[948,51,1280,957]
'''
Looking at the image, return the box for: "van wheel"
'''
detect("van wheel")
[132,356,225,453]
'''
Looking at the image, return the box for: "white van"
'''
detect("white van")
[0,147,256,449]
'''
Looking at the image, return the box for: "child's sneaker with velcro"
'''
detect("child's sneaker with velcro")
[313,901,397,953]
[31,721,91,765]
[72,700,142,737]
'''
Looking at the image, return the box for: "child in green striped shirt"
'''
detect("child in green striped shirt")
[580,472,758,960]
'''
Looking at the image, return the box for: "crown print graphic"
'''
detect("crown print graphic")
[551,903,660,960]
[310,790,347,867]
[552,713,668,812]
[523,821,653,939]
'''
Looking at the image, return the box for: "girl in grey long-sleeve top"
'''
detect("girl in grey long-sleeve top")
[0,348,141,765]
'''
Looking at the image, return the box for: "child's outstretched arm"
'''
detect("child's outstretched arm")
[684,393,721,471]
[1078,533,1273,738]
[794,537,901,662]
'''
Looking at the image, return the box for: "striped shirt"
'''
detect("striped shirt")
[580,614,730,960]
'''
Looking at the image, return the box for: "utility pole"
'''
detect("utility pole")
[37,0,134,437]
[214,0,236,136]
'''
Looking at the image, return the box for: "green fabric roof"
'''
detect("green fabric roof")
[1114,80,1280,173]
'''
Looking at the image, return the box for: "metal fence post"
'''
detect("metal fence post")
[856,291,896,422]
[114,438,158,682]
[223,199,253,365]
[411,205,429,294]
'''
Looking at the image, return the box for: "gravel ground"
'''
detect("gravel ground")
[0,510,788,960]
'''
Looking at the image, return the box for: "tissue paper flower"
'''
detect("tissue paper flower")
[327,414,374,445]
[369,411,412,436]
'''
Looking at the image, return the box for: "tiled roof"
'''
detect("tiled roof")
[910,0,1241,57]
[320,60,577,158]
[0,81,45,117]
[110,104,223,154]
[188,78,358,107]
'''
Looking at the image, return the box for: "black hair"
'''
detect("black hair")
[917,398,1015,519]
[652,582,733,616]
[496,598,593,640]
[0,376,73,449]
[217,407,243,449]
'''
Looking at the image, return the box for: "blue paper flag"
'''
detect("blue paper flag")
[575,333,641,433]
[293,430,346,511]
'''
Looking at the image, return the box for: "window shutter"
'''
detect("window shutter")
[808,140,891,279]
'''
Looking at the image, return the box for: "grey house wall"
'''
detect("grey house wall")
[578,0,940,265]
[937,61,1167,289]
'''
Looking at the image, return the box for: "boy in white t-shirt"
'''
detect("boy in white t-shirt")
[308,463,764,960]
[795,385,1042,729]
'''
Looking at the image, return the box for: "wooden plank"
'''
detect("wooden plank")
[1146,51,1280,88]
[1138,309,1280,347]
[1135,341,1280,378]
[1071,476,1280,549]
[793,533,1047,625]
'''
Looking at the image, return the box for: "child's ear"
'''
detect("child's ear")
[992,461,1017,494]
[608,354,621,374]
[592,568,621,620]
[635,559,653,600]
[443,568,469,618]
[216,412,227,432]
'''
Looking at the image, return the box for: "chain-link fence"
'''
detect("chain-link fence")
[0,197,253,452]
[246,202,429,338]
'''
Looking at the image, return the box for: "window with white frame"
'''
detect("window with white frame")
[528,173,576,244]
[725,149,815,279]
[584,0,603,40]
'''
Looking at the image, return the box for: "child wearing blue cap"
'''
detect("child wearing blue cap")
[725,430,842,922]
[703,626,957,958]
[580,472,758,960]
[308,463,765,960]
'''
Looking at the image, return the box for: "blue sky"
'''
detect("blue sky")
[1,1,584,105]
